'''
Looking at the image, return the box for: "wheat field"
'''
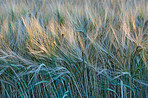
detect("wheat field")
[0,0,148,97]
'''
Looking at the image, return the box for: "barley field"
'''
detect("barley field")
[0,0,148,98]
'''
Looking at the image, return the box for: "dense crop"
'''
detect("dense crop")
[0,0,148,97]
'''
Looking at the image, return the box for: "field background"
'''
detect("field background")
[0,0,148,97]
